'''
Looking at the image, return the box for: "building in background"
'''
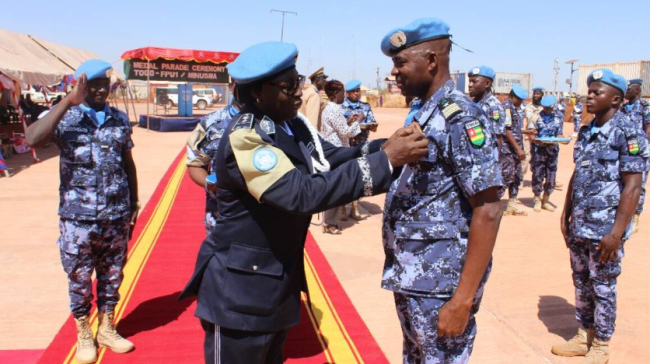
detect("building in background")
[578,61,650,97]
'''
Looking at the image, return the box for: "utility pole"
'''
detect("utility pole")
[376,67,380,90]
[553,58,560,93]
[270,9,297,41]
[565,59,580,95]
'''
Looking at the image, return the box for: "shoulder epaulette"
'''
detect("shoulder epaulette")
[232,113,255,130]
[639,98,649,107]
[438,98,463,121]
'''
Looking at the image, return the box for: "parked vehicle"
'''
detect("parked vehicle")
[21,86,66,105]
[154,87,214,109]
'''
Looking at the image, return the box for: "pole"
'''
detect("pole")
[270,9,297,41]
[146,60,150,131]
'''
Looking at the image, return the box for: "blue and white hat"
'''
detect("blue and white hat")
[227,42,298,85]
[381,18,451,56]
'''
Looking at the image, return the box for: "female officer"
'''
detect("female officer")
[179,41,429,364]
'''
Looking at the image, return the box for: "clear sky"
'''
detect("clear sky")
[3,0,648,92]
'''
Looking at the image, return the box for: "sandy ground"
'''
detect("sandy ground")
[1,103,648,363]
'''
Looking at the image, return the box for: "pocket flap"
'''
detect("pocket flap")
[71,174,97,187]
[226,244,283,277]
[588,195,620,208]
[394,221,460,240]
[596,150,618,161]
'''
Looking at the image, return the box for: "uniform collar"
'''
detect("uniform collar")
[79,102,110,127]
[476,90,493,104]
[588,115,616,137]
[413,79,456,127]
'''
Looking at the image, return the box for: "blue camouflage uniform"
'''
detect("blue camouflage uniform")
[620,96,650,215]
[500,97,525,198]
[555,98,567,121]
[569,112,649,341]
[342,98,376,146]
[382,79,502,363]
[475,92,505,140]
[53,102,134,317]
[186,103,239,234]
[531,107,563,197]
[573,101,584,133]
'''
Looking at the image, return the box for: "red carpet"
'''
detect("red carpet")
[37,150,389,364]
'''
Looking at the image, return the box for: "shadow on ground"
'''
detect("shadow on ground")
[3,144,58,178]
[118,291,192,338]
[537,295,577,340]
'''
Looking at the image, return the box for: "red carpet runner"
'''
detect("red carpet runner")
[37,150,390,364]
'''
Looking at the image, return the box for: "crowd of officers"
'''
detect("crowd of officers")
[23,15,649,364]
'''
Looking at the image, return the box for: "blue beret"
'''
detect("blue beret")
[381,18,451,56]
[74,59,112,81]
[468,66,495,80]
[345,79,362,91]
[541,95,557,108]
[587,68,627,95]
[532,86,545,92]
[227,42,298,85]
[512,84,528,100]
[629,78,643,85]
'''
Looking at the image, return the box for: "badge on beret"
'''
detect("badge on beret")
[233,113,255,130]
[259,116,276,135]
[465,119,485,147]
[438,98,462,121]
[472,68,480,75]
[389,31,407,48]
[628,139,640,155]
[593,70,603,80]
[492,110,500,121]
[252,147,279,171]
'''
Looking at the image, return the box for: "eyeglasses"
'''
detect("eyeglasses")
[268,75,305,95]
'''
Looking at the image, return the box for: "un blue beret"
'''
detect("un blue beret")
[512,84,528,100]
[345,79,362,92]
[381,18,451,56]
[629,78,643,85]
[468,66,495,80]
[227,42,298,85]
[541,95,557,107]
[532,86,545,92]
[74,59,112,81]
[587,68,627,95]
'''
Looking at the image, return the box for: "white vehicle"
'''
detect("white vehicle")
[154,87,214,110]
[21,86,66,105]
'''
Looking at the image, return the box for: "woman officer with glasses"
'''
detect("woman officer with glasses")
[180,41,429,364]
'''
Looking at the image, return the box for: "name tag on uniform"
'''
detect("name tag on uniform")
[101,141,110,151]
[63,127,89,133]
[580,160,591,167]
[306,141,315,153]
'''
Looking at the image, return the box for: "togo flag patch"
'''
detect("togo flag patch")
[628,139,640,155]
[505,109,512,127]
[492,110,500,121]
[465,119,485,147]
[439,98,462,121]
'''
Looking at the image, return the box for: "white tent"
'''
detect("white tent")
[0,28,99,86]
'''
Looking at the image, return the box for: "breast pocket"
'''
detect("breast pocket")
[594,150,620,182]
[62,135,92,165]
[223,243,285,316]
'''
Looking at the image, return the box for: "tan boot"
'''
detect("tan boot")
[349,201,366,221]
[74,316,97,364]
[97,311,134,353]
[582,338,609,364]
[551,328,593,357]
[503,198,527,216]
[534,196,542,212]
[542,194,555,212]
[338,205,348,221]
[632,214,640,234]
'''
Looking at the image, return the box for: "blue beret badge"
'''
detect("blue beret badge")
[465,119,485,147]
[592,70,603,80]
[389,31,407,48]
[253,147,279,171]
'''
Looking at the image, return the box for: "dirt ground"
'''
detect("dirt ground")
[1,103,648,363]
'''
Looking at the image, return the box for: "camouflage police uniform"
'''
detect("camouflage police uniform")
[382,79,502,363]
[186,104,238,234]
[342,98,376,146]
[572,101,584,134]
[53,105,134,318]
[531,111,563,197]
[500,99,524,199]
[555,99,567,122]
[475,91,505,142]
[569,113,649,341]
[620,98,650,215]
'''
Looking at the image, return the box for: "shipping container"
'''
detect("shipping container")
[451,71,531,95]
[577,61,650,96]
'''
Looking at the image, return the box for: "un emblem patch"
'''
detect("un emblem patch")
[253,147,279,171]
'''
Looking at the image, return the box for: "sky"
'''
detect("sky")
[3,0,648,92]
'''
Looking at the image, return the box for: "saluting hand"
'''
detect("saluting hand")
[67,73,89,106]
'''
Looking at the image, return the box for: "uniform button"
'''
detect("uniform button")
[253,265,258,271]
